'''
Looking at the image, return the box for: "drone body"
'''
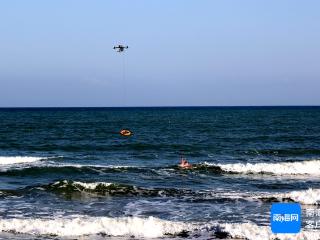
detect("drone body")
[113,45,128,52]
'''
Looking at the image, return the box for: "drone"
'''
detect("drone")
[113,45,128,52]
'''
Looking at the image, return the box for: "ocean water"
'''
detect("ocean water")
[0,107,319,240]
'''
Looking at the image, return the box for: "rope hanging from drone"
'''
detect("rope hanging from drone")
[113,44,132,137]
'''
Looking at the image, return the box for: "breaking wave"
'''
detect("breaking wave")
[37,180,320,206]
[31,180,252,203]
[204,160,320,175]
[40,180,192,197]
[0,156,47,165]
[224,222,319,240]
[3,159,320,177]
[0,216,318,239]
[0,156,63,173]
[48,180,320,205]
[0,216,192,238]
[259,188,320,205]
[281,188,320,205]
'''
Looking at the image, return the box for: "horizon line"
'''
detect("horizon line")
[0,105,320,108]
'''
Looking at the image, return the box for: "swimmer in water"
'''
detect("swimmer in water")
[178,157,192,169]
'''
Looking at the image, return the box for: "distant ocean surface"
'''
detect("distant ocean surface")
[0,107,319,240]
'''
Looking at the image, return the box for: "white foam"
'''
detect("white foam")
[278,188,320,205]
[205,160,320,175]
[0,216,319,239]
[0,216,192,238]
[53,180,112,190]
[0,156,45,165]
[224,222,320,240]
[73,181,112,189]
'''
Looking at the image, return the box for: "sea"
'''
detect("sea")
[0,107,319,240]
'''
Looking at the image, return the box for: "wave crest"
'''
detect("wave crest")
[0,216,191,238]
[42,180,189,197]
[0,216,318,239]
[224,222,319,240]
[0,156,46,165]
[282,188,320,205]
[204,160,320,175]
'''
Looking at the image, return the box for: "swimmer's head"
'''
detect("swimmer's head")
[180,158,187,164]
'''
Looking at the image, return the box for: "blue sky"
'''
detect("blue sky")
[0,0,319,107]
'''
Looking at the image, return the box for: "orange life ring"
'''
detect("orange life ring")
[120,129,132,136]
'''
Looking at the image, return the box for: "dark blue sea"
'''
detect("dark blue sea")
[0,107,319,240]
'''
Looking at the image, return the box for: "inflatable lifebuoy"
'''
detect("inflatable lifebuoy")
[120,129,132,136]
